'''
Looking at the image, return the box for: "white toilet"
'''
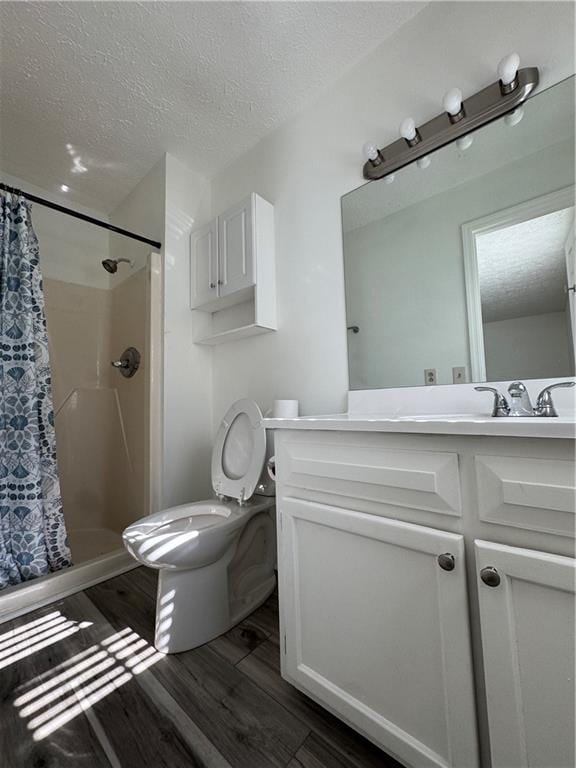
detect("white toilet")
[123,399,276,654]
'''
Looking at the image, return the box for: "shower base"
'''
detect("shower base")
[0,540,136,625]
[68,527,123,564]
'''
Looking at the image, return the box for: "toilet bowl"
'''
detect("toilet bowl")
[123,399,276,654]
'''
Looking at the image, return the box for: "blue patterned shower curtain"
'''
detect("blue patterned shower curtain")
[0,191,71,589]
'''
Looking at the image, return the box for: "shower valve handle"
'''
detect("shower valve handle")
[110,347,141,378]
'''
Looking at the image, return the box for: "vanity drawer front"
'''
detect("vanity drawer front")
[279,439,461,517]
[475,455,576,538]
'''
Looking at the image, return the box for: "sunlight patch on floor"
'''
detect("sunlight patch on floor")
[0,611,93,670]
[12,616,165,740]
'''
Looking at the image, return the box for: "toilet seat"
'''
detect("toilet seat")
[211,398,266,502]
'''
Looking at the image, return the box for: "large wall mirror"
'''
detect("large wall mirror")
[342,76,575,390]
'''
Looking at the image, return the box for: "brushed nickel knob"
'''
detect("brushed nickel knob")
[480,566,501,587]
[209,282,216,289]
[438,553,455,571]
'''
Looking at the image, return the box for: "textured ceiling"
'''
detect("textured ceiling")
[478,207,574,323]
[0,1,425,212]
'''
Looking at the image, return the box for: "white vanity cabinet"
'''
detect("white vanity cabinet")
[476,540,575,768]
[189,193,276,345]
[281,497,479,768]
[273,426,575,768]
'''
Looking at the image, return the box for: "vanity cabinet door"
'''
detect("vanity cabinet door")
[279,498,479,768]
[190,219,218,308]
[475,540,576,768]
[217,195,255,296]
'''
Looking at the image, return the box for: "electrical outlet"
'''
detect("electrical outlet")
[452,366,467,384]
[424,368,437,385]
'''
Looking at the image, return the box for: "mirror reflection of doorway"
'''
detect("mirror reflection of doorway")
[463,188,575,381]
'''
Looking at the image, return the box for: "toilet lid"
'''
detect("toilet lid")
[211,399,266,502]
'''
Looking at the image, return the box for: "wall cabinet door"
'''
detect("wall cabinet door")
[279,498,479,768]
[190,219,218,308]
[218,195,254,296]
[475,540,576,768]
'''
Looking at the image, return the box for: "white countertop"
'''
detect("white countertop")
[264,413,576,438]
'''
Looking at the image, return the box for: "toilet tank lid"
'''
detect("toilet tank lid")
[211,399,266,503]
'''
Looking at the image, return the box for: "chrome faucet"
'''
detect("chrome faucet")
[475,381,575,417]
[507,381,533,416]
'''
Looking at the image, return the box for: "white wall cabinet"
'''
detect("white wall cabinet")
[280,497,479,768]
[190,193,276,344]
[217,196,254,297]
[274,429,575,768]
[476,540,575,768]
[190,219,218,308]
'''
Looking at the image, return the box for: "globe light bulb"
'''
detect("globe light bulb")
[362,142,379,162]
[456,135,474,151]
[498,52,520,87]
[399,117,417,142]
[443,88,463,117]
[504,107,524,127]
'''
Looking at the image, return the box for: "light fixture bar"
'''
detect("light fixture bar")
[362,67,539,181]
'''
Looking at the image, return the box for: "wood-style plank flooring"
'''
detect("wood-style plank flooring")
[0,568,401,768]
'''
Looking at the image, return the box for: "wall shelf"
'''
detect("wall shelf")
[194,322,276,346]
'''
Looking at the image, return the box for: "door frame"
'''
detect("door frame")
[462,186,575,382]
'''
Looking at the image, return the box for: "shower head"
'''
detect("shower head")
[101,258,132,274]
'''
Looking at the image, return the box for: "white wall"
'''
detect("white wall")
[109,154,215,507]
[484,310,573,381]
[344,139,574,388]
[109,158,166,283]
[162,154,214,506]
[208,1,575,424]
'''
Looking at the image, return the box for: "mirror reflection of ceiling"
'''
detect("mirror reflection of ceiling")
[477,208,574,323]
[342,77,575,234]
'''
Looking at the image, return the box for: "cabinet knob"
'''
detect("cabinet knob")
[210,282,216,289]
[437,553,455,571]
[480,566,501,587]
[217,279,223,285]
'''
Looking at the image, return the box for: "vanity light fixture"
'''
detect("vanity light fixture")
[498,52,520,95]
[361,54,538,181]
[362,142,384,167]
[399,117,421,146]
[443,88,465,123]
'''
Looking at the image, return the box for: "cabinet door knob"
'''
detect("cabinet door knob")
[480,566,501,587]
[210,282,216,289]
[438,553,455,571]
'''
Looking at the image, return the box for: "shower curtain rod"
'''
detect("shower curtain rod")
[0,182,162,250]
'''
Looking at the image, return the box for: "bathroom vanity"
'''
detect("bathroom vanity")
[268,412,575,768]
[267,71,576,768]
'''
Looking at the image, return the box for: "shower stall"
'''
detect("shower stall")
[0,184,162,620]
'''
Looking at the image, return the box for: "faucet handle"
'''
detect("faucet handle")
[535,381,575,417]
[474,386,510,417]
